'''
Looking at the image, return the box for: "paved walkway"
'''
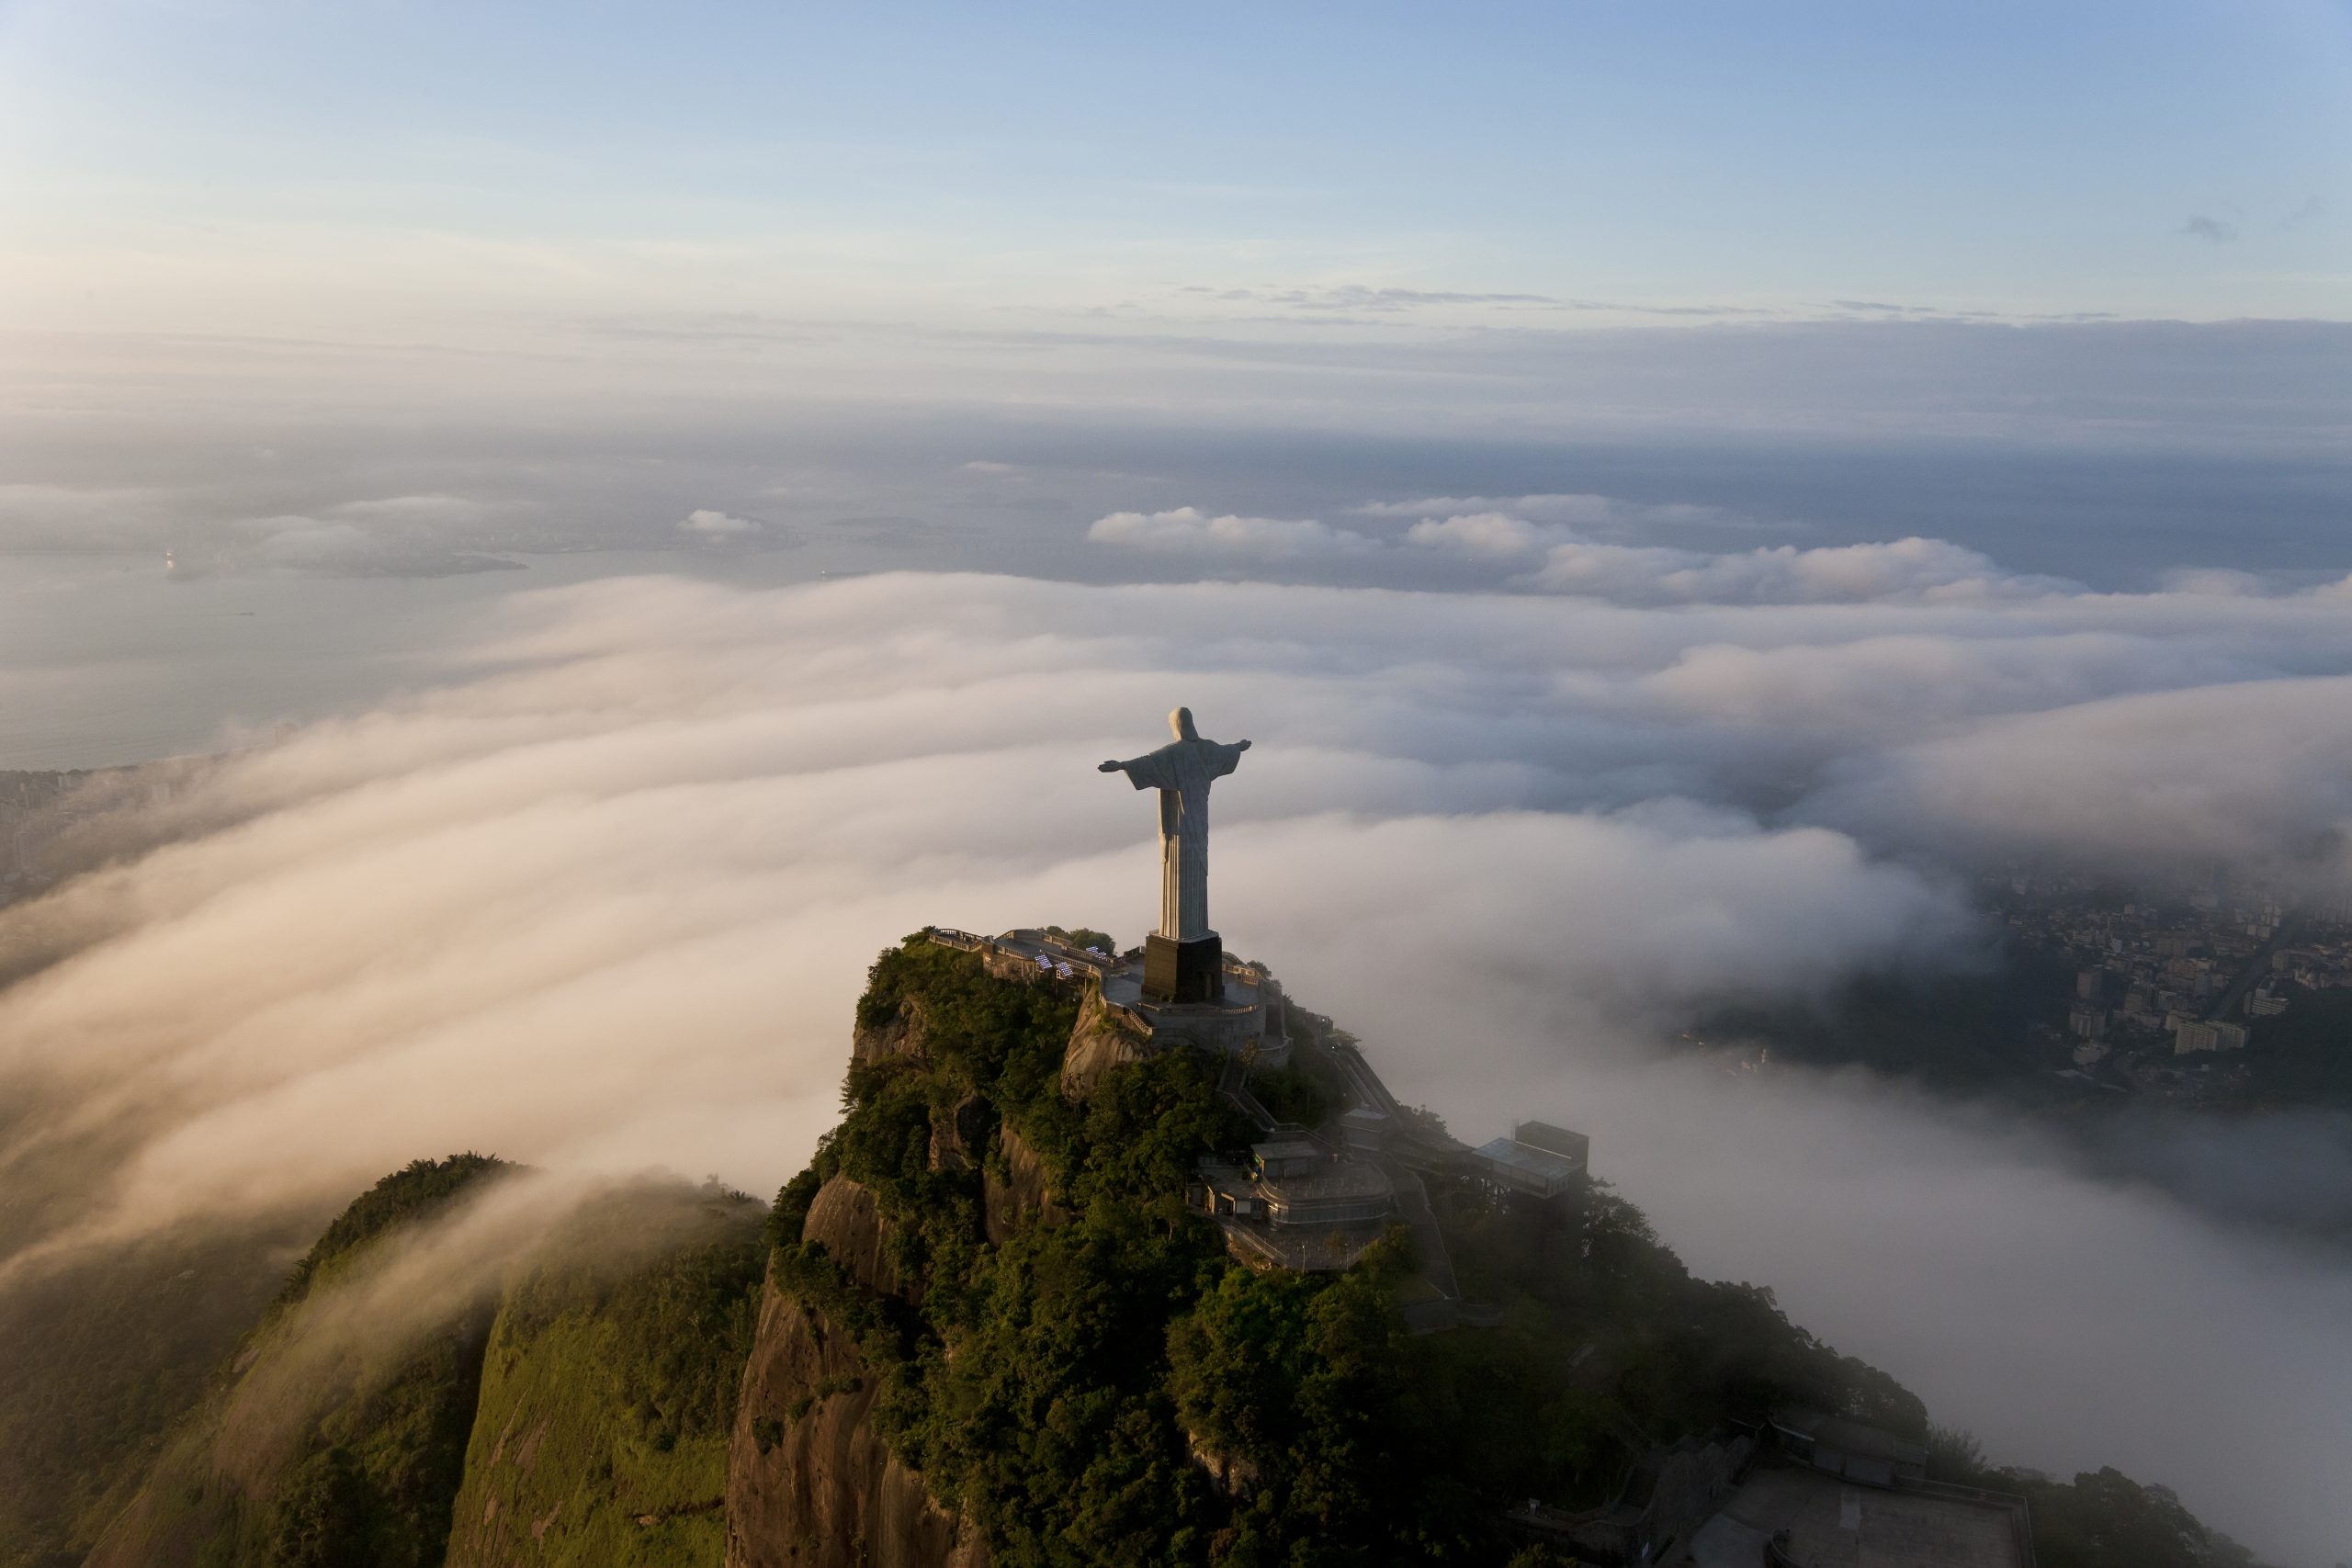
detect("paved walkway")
[1686,1469,2025,1568]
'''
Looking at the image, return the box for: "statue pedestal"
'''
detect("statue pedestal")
[1143,932,1224,1005]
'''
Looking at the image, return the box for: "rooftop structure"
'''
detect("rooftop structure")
[1688,1465,2031,1568]
[1338,1106,1390,1150]
[1514,1120,1590,1164]
[1250,1139,1325,1177]
[1509,1411,2031,1568]
[1508,1432,1753,1566]
[2173,1018,2248,1055]
[1675,1408,2034,1567]
[1767,1408,1927,1488]
[1472,1134,1587,1200]
[1193,1134,1396,1272]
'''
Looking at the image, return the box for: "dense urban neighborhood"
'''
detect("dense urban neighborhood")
[1989,874,2352,1107]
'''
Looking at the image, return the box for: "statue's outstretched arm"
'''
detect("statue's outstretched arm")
[1101,749,1175,788]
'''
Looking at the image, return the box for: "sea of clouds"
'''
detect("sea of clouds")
[5,533,2352,1561]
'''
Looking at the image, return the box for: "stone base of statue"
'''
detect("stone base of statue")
[1144,932,1224,1005]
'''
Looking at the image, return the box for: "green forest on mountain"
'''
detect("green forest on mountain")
[0,937,2266,1568]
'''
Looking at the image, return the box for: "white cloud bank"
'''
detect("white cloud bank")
[680,507,763,536]
[1086,506,1377,559]
[1522,534,2049,604]
[1360,491,1747,533]
[1092,497,2079,604]
[4,565,2352,1560]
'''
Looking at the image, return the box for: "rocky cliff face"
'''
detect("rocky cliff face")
[724,1141,990,1568]
[982,1123,1067,1246]
[723,1280,987,1568]
[853,997,931,1066]
[798,1177,902,1301]
[1057,985,1155,1101]
[928,1095,991,1174]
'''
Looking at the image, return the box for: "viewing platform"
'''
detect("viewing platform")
[923,925,1291,1066]
[922,924,1589,1312]
[1192,1137,1396,1274]
[1470,1120,1589,1201]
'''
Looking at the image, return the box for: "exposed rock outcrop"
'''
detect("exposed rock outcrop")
[1186,1429,1261,1499]
[982,1123,1069,1245]
[854,997,931,1066]
[725,1278,987,1568]
[929,1094,993,1174]
[801,1176,902,1299]
[1057,985,1155,1101]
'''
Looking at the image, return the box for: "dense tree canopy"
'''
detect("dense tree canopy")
[768,938,2006,1566]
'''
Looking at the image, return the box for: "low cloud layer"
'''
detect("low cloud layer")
[4,565,2352,1560]
[1355,491,1750,533]
[1090,497,2079,605]
[1411,515,2057,604]
[679,508,778,544]
[1087,506,1378,560]
[5,321,2347,619]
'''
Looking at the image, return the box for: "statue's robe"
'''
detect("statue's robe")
[1108,735,1247,942]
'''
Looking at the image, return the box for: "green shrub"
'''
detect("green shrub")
[2016,1467,2221,1568]
[1245,1063,1331,1130]
[266,1448,368,1568]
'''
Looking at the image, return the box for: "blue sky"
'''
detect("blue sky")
[0,0,2346,588]
[2,0,2345,339]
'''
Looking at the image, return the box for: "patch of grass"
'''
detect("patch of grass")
[443,1185,764,1568]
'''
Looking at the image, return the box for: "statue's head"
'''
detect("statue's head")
[1170,706,1197,741]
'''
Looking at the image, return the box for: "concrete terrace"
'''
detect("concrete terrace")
[1686,1466,2031,1568]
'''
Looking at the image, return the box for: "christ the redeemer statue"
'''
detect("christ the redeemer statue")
[1100,706,1249,1003]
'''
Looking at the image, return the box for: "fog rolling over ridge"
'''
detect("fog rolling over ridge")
[5,560,2352,1561]
[6,5,2349,1561]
